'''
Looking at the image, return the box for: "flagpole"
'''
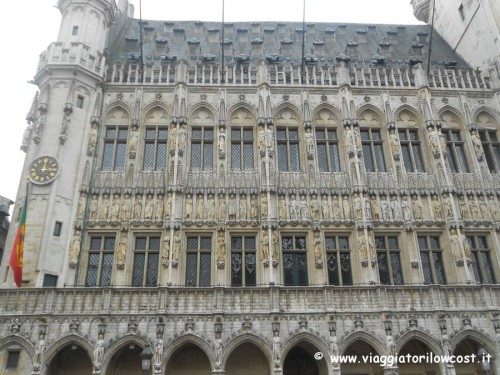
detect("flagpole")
[301,0,306,84]
[139,0,144,81]
[221,0,225,84]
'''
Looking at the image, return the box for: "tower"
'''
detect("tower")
[1,0,117,288]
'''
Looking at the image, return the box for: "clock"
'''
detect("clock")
[29,156,60,185]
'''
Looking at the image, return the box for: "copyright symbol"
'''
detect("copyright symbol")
[314,352,324,360]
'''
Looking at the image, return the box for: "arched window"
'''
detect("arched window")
[276,108,301,172]
[396,109,425,172]
[476,111,500,173]
[230,108,255,170]
[440,110,469,173]
[143,107,169,170]
[102,107,129,170]
[359,109,386,172]
[314,108,341,172]
[190,108,215,170]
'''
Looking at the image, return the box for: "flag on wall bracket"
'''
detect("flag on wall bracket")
[9,188,28,287]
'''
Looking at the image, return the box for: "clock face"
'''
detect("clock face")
[29,156,60,185]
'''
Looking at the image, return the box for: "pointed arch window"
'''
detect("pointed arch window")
[102,126,128,170]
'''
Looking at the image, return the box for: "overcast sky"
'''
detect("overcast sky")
[0,1,422,211]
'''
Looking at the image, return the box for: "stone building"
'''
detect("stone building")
[0,0,499,374]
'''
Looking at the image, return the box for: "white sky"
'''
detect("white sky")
[0,1,422,211]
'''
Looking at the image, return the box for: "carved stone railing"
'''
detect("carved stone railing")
[183,170,218,190]
[318,172,350,193]
[428,67,490,90]
[405,172,437,193]
[92,170,125,190]
[450,173,483,192]
[277,172,309,190]
[366,172,398,193]
[227,170,260,190]
[0,285,498,316]
[37,42,106,77]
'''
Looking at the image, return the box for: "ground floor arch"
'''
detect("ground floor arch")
[283,342,327,375]
[165,343,212,374]
[47,344,93,375]
[106,343,143,375]
[341,340,383,375]
[398,338,441,375]
[454,337,496,375]
[225,341,270,375]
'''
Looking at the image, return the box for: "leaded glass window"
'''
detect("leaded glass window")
[185,236,212,287]
[399,129,424,172]
[190,126,214,170]
[316,128,341,172]
[418,236,446,285]
[282,235,308,286]
[85,236,115,287]
[467,235,496,284]
[132,236,160,287]
[102,126,128,170]
[375,236,403,285]
[143,127,168,170]
[479,130,500,173]
[325,236,352,285]
[231,236,256,286]
[443,129,469,173]
[231,128,254,169]
[277,127,300,171]
[361,128,386,172]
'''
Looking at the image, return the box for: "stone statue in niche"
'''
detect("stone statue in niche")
[156,194,164,221]
[99,194,110,221]
[218,194,226,220]
[172,231,180,264]
[470,130,484,160]
[33,337,46,370]
[228,194,237,220]
[314,234,322,265]
[353,127,362,154]
[93,339,105,371]
[332,195,341,220]
[300,196,309,220]
[432,195,442,221]
[250,195,258,220]
[261,194,269,218]
[310,195,320,221]
[161,235,170,267]
[389,129,400,159]
[444,194,454,219]
[21,123,33,150]
[89,195,98,221]
[290,195,300,220]
[353,193,362,219]
[60,111,71,140]
[178,124,187,151]
[371,195,380,220]
[34,112,46,139]
[258,126,266,152]
[196,194,204,220]
[165,193,173,219]
[217,231,226,267]
[185,194,193,220]
[412,195,423,221]
[401,198,412,221]
[479,196,490,219]
[261,230,269,260]
[272,332,282,364]
[207,194,215,221]
[111,195,121,221]
[218,128,226,158]
[428,127,440,155]
[358,231,367,262]
[342,195,351,220]
[469,196,479,220]
[380,196,391,221]
[117,239,126,269]
[144,194,154,220]
[122,194,131,221]
[272,230,279,261]
[322,195,330,220]
[87,124,97,156]
[129,125,138,158]
[77,194,86,219]
[169,125,177,150]
[239,194,247,220]
[266,125,274,151]
[391,196,401,221]
[134,195,143,220]
[459,195,470,220]
[449,229,463,263]
[489,196,499,220]
[279,195,287,220]
[364,196,371,218]
[438,128,447,155]
[305,129,314,159]
[69,230,81,268]
[344,126,354,156]
[153,339,163,369]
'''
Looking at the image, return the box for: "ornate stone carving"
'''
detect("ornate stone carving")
[69,230,81,268]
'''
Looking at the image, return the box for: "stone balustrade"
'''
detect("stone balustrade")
[1,285,498,316]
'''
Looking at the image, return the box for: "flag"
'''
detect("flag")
[10,193,27,287]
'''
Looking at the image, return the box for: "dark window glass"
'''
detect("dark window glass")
[325,236,351,285]
[86,236,115,287]
[316,128,341,172]
[102,126,128,170]
[443,129,469,173]
[375,236,403,285]
[42,274,58,287]
[231,236,256,286]
[53,221,63,237]
[143,126,168,170]
[467,235,496,284]
[282,235,308,286]
[418,236,446,285]
[76,95,84,109]
[277,127,301,171]
[190,127,214,170]
[231,128,254,169]
[479,130,500,173]
[398,129,424,172]
[185,236,212,286]
[361,128,386,172]
[6,351,20,370]
[132,236,160,287]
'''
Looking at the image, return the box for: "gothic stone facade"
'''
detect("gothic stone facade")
[1,1,500,374]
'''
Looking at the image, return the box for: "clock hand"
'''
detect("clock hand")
[41,160,48,172]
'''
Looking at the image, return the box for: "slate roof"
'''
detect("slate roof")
[107,19,468,68]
